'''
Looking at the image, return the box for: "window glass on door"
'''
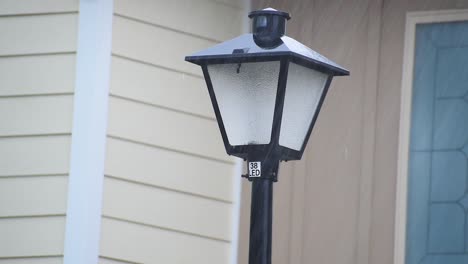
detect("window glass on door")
[406,21,468,264]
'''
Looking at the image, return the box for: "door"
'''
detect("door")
[405,20,468,264]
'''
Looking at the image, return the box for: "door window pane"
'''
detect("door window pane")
[406,21,468,264]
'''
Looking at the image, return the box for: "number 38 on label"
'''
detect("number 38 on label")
[248,162,261,178]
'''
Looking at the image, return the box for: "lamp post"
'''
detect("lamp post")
[185,8,349,264]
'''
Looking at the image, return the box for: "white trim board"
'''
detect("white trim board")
[394,8,468,264]
[63,0,113,263]
[230,2,251,264]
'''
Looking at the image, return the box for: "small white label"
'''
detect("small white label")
[248,162,261,178]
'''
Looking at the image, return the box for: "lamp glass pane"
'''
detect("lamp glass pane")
[208,61,280,145]
[279,62,328,150]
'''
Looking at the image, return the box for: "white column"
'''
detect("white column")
[63,0,113,263]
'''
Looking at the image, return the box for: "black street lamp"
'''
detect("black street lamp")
[186,8,349,264]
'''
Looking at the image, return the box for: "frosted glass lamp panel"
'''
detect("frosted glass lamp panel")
[208,61,280,145]
[279,63,328,150]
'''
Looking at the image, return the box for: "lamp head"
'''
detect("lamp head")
[185,8,349,162]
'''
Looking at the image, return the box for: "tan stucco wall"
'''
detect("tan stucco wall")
[240,1,468,264]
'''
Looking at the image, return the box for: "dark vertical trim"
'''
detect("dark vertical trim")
[202,65,232,154]
[270,58,290,147]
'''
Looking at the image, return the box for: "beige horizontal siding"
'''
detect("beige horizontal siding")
[0,4,78,262]
[107,96,230,162]
[110,56,213,118]
[0,257,62,264]
[0,96,73,136]
[99,257,139,264]
[114,0,243,41]
[112,15,215,76]
[0,136,71,176]
[0,176,67,217]
[105,137,234,201]
[102,176,232,241]
[100,217,230,264]
[0,14,77,56]
[0,217,65,258]
[103,1,244,262]
[0,54,75,96]
[0,0,78,16]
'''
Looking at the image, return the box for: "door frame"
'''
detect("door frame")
[394,8,468,264]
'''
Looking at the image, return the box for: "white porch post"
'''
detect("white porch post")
[63,0,113,263]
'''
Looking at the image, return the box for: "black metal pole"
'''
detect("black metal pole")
[248,158,279,264]
[249,178,273,264]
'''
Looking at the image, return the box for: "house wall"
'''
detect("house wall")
[98,0,247,263]
[0,1,79,263]
[371,1,468,264]
[240,1,468,264]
